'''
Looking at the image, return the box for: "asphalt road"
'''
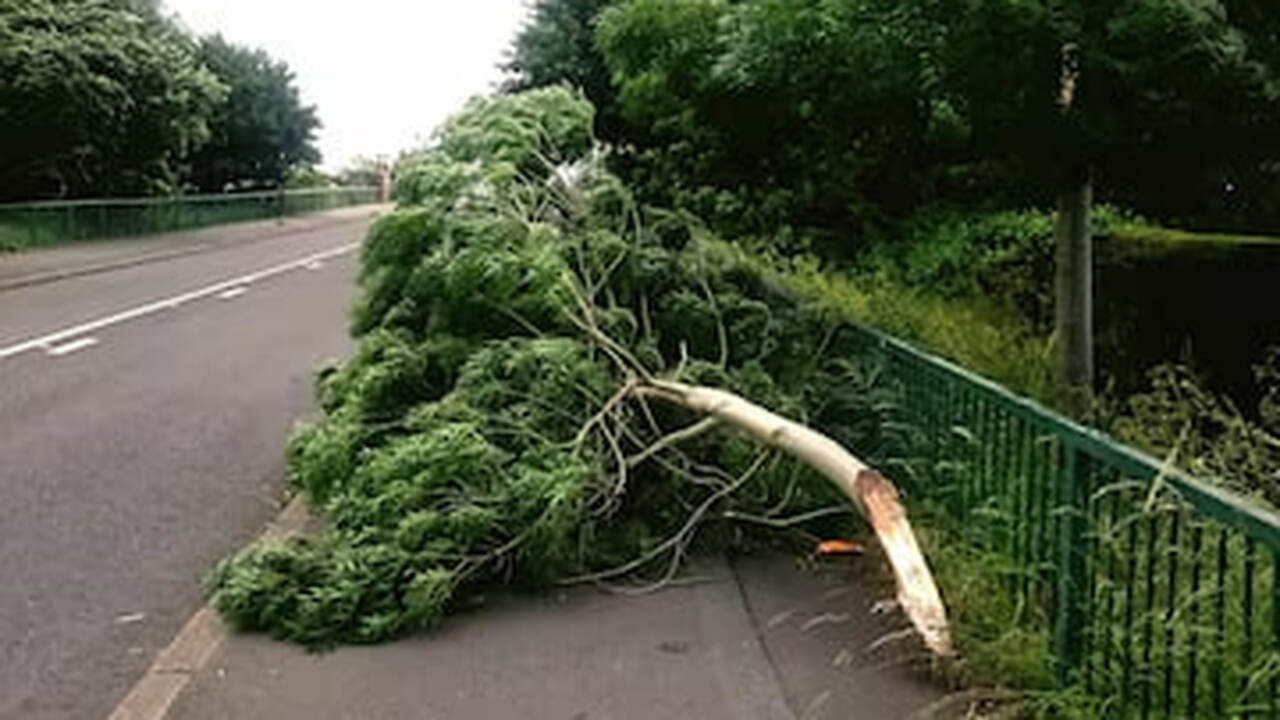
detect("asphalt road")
[0,214,370,719]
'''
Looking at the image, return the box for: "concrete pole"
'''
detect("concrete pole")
[377,162,392,204]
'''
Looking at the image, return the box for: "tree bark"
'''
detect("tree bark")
[1054,178,1093,417]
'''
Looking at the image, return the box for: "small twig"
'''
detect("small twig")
[611,414,737,487]
[485,299,544,337]
[639,291,653,341]
[721,505,849,529]
[598,573,718,596]
[865,626,921,654]
[457,528,532,584]
[590,245,631,302]
[626,417,720,468]
[573,376,637,448]
[563,288,653,382]
[1144,422,1190,512]
[697,272,729,368]
[599,420,629,503]
[559,449,772,586]
[904,688,1023,720]
[633,390,665,437]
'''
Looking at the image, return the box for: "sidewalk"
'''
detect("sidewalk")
[159,553,947,720]
[0,204,391,292]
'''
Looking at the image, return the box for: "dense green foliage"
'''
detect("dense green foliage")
[1114,353,1280,507]
[508,0,1280,241]
[503,0,621,139]
[208,87,902,646]
[0,0,224,200]
[0,1,320,201]
[187,34,321,192]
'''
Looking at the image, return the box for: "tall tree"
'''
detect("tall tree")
[186,35,320,192]
[0,0,225,200]
[936,0,1280,407]
[595,0,953,238]
[503,0,621,139]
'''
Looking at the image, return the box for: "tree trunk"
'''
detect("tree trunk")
[639,379,953,657]
[1054,178,1093,417]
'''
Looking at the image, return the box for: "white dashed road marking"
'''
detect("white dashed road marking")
[0,243,357,362]
[46,337,99,356]
[216,287,248,300]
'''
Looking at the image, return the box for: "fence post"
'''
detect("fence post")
[1055,442,1088,685]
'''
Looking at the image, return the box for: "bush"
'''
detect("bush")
[861,206,1133,331]
[1111,351,1280,506]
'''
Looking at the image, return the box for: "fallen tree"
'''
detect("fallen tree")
[207,87,950,655]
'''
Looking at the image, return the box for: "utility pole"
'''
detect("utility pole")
[377,159,392,204]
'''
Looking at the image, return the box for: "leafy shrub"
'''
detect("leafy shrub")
[861,206,1133,331]
[1112,351,1280,506]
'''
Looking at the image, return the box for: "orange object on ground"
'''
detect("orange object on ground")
[816,539,865,556]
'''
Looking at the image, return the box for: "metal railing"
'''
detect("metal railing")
[844,324,1280,718]
[0,186,379,251]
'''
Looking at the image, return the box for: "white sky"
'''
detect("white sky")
[166,0,533,172]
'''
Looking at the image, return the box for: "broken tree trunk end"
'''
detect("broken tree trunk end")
[639,379,953,657]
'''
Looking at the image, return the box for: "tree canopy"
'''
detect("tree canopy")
[187,34,321,192]
[939,0,1280,225]
[0,0,225,200]
[508,0,1280,238]
[503,0,620,139]
[0,1,321,201]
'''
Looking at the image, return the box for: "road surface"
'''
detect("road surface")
[0,211,372,719]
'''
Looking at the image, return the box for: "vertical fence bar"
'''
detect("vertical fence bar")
[1083,465,1101,695]
[1143,513,1159,719]
[1055,443,1088,685]
[1102,489,1119,695]
[1020,420,1036,597]
[1189,523,1203,717]
[1245,536,1256,719]
[1038,433,1053,584]
[1122,499,1139,715]
[1164,511,1181,717]
[1214,528,1227,716]
[927,367,940,478]
[1272,550,1279,718]
[1010,416,1026,594]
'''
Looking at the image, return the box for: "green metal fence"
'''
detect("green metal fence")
[0,186,379,251]
[845,324,1280,718]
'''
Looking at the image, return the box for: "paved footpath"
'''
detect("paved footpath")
[164,553,947,720]
[0,209,949,720]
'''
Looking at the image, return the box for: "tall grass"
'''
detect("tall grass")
[868,352,1280,718]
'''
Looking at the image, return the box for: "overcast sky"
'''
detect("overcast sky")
[166,0,533,172]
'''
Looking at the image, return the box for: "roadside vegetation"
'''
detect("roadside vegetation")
[0,0,327,202]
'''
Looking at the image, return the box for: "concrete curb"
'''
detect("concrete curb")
[107,496,310,720]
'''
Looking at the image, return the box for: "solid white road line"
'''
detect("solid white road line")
[216,287,248,300]
[0,243,357,361]
[46,337,99,356]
